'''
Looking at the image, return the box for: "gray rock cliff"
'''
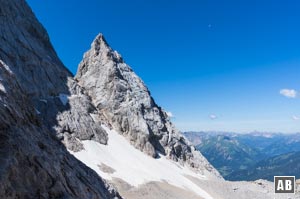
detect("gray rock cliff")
[0,0,109,153]
[0,59,121,199]
[75,34,221,178]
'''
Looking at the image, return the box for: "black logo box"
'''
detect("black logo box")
[274,176,295,194]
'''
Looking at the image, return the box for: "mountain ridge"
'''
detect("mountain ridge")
[74,33,221,177]
[184,131,300,181]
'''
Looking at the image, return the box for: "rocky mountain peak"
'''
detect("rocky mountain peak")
[92,33,123,61]
[76,33,123,79]
[92,33,109,51]
[75,33,222,178]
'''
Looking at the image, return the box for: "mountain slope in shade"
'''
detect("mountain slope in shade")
[0,0,71,98]
[0,0,121,198]
[0,39,120,199]
[0,0,109,153]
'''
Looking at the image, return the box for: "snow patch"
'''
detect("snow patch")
[0,83,6,93]
[0,60,12,74]
[166,111,174,118]
[71,126,213,199]
[35,108,41,115]
[39,99,48,104]
[58,93,69,106]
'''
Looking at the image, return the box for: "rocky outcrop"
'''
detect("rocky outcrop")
[0,0,109,151]
[0,62,121,199]
[0,0,71,98]
[0,0,121,198]
[33,77,110,152]
[75,34,221,178]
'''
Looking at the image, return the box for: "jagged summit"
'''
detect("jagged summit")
[75,33,221,178]
[93,33,110,49]
[76,33,123,78]
[90,33,112,56]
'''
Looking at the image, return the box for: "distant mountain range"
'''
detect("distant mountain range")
[184,131,300,181]
[228,151,300,181]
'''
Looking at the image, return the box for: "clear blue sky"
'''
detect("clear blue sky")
[27,0,300,133]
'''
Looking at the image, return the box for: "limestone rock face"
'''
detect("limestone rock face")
[35,78,109,152]
[0,0,71,98]
[0,0,108,151]
[0,62,121,199]
[0,0,121,198]
[75,34,221,178]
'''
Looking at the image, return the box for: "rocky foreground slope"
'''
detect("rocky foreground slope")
[0,0,120,198]
[0,0,299,198]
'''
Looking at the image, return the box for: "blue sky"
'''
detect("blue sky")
[27,0,300,133]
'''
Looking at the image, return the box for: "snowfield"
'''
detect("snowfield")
[71,125,213,199]
[70,126,300,199]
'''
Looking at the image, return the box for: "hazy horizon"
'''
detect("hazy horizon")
[183,128,300,134]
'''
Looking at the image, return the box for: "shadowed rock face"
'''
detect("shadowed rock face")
[0,0,121,198]
[0,62,121,199]
[0,0,71,98]
[0,0,109,153]
[75,34,221,178]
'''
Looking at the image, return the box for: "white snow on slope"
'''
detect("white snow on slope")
[0,83,6,93]
[71,126,213,199]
